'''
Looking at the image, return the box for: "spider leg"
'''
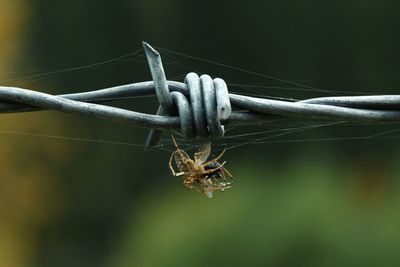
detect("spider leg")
[203,161,227,174]
[221,168,234,186]
[220,168,227,182]
[169,152,184,176]
[222,167,233,178]
[203,149,226,166]
[171,134,179,149]
[217,168,228,189]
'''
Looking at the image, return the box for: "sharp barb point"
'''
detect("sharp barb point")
[142,42,159,56]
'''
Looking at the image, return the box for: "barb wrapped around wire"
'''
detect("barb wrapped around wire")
[143,42,231,146]
[1,42,400,147]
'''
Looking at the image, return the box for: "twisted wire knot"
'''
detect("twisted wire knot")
[172,72,231,139]
[143,42,231,146]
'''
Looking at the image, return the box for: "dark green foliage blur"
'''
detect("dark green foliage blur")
[17,0,400,266]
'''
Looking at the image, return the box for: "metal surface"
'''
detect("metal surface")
[1,43,400,146]
[143,42,231,145]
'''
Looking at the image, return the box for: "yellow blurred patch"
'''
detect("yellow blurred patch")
[0,1,71,267]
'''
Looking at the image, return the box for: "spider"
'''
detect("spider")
[169,135,233,198]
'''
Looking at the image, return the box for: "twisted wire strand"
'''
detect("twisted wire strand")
[1,83,400,123]
[1,42,400,145]
[0,82,275,128]
[142,42,231,145]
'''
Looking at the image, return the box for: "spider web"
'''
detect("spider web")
[1,45,400,153]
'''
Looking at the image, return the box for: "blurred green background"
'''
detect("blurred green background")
[1,0,400,266]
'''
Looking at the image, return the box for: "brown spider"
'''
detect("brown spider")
[169,135,233,198]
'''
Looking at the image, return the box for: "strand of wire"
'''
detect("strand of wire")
[1,82,400,123]
[2,43,400,143]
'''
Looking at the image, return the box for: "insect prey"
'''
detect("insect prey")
[169,135,233,198]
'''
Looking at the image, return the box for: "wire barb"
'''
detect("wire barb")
[143,43,231,146]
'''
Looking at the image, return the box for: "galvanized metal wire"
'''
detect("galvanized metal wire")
[1,42,400,146]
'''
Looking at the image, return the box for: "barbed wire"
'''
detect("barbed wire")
[1,42,400,147]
